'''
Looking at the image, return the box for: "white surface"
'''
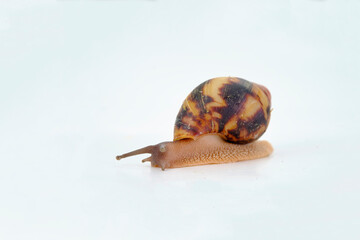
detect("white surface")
[1,0,360,239]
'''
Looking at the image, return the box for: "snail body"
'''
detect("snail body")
[116,77,273,170]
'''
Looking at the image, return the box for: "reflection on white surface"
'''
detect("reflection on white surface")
[1,0,360,239]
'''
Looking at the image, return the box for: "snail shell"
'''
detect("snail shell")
[174,76,271,144]
[116,76,272,170]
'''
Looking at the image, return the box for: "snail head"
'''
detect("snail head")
[116,142,172,170]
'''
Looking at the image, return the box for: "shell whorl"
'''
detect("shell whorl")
[174,77,271,144]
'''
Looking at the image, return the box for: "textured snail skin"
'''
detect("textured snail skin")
[116,135,273,170]
[116,77,273,170]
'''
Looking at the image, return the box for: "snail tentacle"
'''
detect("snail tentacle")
[116,145,154,160]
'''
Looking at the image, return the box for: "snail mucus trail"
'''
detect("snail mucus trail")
[116,77,273,170]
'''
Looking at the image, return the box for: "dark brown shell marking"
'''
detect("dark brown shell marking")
[174,77,271,144]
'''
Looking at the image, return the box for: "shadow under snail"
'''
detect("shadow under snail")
[116,76,273,170]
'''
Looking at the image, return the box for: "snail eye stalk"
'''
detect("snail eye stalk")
[116,145,154,160]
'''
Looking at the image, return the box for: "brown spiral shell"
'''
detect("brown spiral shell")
[174,77,271,144]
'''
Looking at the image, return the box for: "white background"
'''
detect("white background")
[1,0,360,239]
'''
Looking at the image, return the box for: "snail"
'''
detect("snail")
[116,76,273,170]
